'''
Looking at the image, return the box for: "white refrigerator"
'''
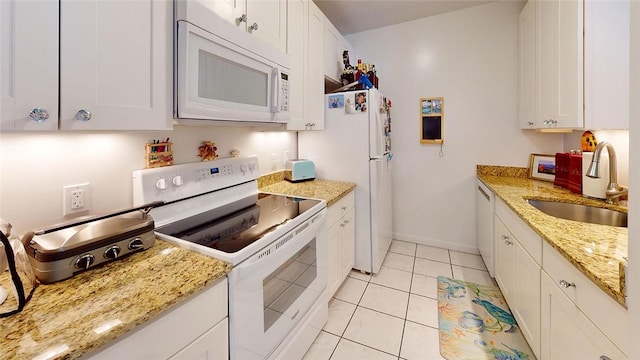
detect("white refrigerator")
[298,88,392,274]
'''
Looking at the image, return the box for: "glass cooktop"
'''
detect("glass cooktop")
[155,193,321,254]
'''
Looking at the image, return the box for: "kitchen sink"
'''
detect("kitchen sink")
[527,199,627,228]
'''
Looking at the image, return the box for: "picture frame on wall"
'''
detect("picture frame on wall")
[528,153,556,181]
[420,97,444,144]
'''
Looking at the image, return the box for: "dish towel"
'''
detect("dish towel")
[437,276,536,360]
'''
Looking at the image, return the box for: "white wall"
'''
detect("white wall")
[346,1,564,252]
[0,126,296,235]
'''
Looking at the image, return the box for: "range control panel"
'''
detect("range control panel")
[132,157,259,206]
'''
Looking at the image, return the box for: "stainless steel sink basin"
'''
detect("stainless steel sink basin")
[527,199,627,227]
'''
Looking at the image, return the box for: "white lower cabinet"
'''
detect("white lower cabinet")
[491,193,628,360]
[325,191,355,298]
[494,199,541,358]
[540,271,626,360]
[89,278,228,360]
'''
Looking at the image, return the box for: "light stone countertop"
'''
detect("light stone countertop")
[260,178,357,206]
[0,239,231,360]
[477,166,627,307]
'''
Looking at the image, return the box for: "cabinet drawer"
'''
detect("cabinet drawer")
[543,242,627,355]
[495,198,541,264]
[327,191,355,226]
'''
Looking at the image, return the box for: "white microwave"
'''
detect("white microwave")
[174,1,290,124]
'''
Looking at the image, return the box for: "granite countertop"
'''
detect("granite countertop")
[477,165,627,307]
[259,173,356,206]
[0,239,231,360]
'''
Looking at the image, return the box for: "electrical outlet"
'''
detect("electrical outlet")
[63,183,90,216]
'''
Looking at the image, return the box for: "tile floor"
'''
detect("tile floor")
[303,240,495,360]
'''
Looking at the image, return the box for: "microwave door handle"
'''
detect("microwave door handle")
[272,67,280,113]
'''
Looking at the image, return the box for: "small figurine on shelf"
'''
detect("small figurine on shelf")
[198,141,219,161]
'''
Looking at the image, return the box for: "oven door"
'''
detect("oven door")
[228,209,327,360]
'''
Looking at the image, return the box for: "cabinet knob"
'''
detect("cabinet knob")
[559,279,575,288]
[501,235,513,245]
[238,14,247,23]
[249,22,259,31]
[527,121,534,126]
[341,206,347,210]
[75,109,92,122]
[29,108,49,123]
[600,356,612,360]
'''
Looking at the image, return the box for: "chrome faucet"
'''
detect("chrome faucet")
[586,141,628,204]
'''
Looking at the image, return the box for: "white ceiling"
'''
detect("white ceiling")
[313,0,499,35]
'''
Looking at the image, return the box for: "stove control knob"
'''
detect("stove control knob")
[104,245,121,259]
[248,162,257,172]
[172,175,183,186]
[128,237,145,251]
[240,163,249,174]
[75,254,95,270]
[155,178,167,190]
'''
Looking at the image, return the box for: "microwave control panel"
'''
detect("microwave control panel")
[277,70,289,113]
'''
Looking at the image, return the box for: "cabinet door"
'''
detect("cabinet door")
[60,0,172,130]
[0,0,58,131]
[584,0,630,130]
[540,272,626,360]
[340,209,355,279]
[307,2,325,130]
[513,242,541,358]
[324,20,341,83]
[285,0,308,131]
[326,221,341,298]
[169,319,229,360]
[248,0,287,52]
[519,0,536,129]
[201,0,246,28]
[494,217,515,305]
[537,0,583,129]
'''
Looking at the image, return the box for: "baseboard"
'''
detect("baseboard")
[392,232,480,255]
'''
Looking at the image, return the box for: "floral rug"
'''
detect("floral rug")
[437,276,536,360]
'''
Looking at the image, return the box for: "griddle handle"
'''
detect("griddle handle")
[34,200,166,236]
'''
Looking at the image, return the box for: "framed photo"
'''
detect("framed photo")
[529,153,556,181]
[420,97,444,144]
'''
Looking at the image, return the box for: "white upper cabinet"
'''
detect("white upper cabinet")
[520,0,629,130]
[584,0,629,129]
[324,20,342,83]
[519,0,536,129]
[1,0,59,131]
[307,1,325,130]
[206,0,287,52]
[60,0,172,130]
[286,0,324,131]
[286,0,307,130]
[536,0,583,129]
[248,0,287,52]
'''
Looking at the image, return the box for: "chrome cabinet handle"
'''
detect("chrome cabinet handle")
[527,121,534,126]
[341,206,347,210]
[75,109,92,121]
[238,14,247,23]
[559,279,575,288]
[501,235,513,245]
[29,108,49,123]
[249,22,258,31]
[340,222,346,227]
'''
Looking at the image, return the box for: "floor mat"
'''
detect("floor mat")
[437,276,536,360]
